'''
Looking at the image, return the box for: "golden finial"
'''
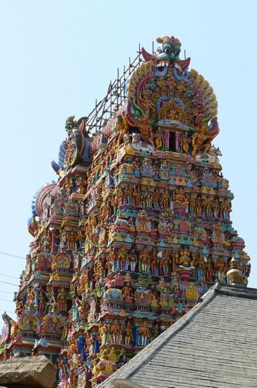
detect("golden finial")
[226,257,243,286]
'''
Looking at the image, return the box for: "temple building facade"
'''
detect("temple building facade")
[0,35,251,387]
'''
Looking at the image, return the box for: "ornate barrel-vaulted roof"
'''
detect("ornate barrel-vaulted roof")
[125,35,218,137]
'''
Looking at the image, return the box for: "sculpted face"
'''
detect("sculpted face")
[157,42,181,62]
[154,36,184,75]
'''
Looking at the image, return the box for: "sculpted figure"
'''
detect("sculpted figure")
[109,319,122,344]
[137,210,151,232]
[191,116,219,157]
[181,131,189,154]
[86,332,94,356]
[203,197,213,218]
[122,281,134,304]
[152,189,160,209]
[99,322,108,345]
[215,258,227,283]
[57,287,67,311]
[115,114,129,145]
[154,127,163,150]
[212,198,220,218]
[150,256,159,276]
[129,249,138,272]
[124,321,134,347]
[179,248,194,268]
[175,187,186,204]
[138,321,150,346]
[206,257,214,282]
[139,249,150,274]
[195,196,202,216]
[117,246,128,271]
[132,133,142,150]
[195,256,206,280]
[67,230,76,249]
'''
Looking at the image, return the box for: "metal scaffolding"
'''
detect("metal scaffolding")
[86,44,146,135]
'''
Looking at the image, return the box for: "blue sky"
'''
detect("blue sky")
[0,0,256,329]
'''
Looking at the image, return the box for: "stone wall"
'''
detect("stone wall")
[0,356,56,388]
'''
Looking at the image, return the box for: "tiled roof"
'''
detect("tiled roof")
[100,283,257,388]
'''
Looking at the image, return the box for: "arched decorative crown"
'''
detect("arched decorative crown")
[124,36,219,156]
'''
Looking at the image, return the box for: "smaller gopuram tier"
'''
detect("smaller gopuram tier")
[0,36,251,387]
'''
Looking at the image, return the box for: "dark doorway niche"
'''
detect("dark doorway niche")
[169,131,176,151]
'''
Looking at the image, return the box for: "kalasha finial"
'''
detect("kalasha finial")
[226,257,243,286]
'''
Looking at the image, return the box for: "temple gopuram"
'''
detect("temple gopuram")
[0,36,251,387]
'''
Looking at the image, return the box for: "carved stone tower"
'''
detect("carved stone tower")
[0,36,251,387]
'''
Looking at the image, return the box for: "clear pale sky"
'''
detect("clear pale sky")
[0,0,256,330]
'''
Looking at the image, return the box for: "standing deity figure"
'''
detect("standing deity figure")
[117,246,128,271]
[139,249,150,274]
[150,255,159,276]
[114,187,124,207]
[195,256,206,280]
[57,287,67,311]
[160,189,169,210]
[206,257,214,282]
[144,191,153,208]
[189,194,196,214]
[107,247,117,271]
[41,230,51,251]
[125,184,134,205]
[45,284,55,312]
[59,229,68,251]
[181,131,189,154]
[152,189,160,209]
[154,127,163,150]
[195,196,202,216]
[138,321,150,346]
[133,185,142,207]
[221,199,231,220]
[215,259,227,283]
[67,230,77,250]
[124,321,134,347]
[203,197,213,218]
[160,251,171,276]
[25,288,35,311]
[109,319,122,344]
[212,198,220,218]
[99,322,109,345]
[75,229,84,249]
[129,249,138,272]
[38,290,45,313]
[86,333,95,356]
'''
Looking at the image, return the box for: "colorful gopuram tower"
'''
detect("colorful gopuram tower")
[0,35,251,387]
